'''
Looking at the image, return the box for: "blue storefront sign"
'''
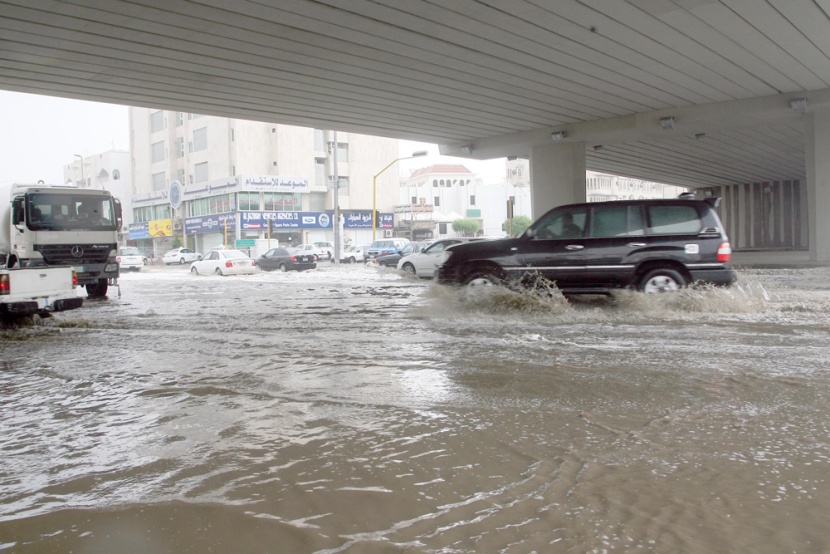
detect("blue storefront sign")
[184,213,238,235]
[239,211,393,230]
[128,222,150,240]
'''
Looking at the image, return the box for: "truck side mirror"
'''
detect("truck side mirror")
[11,197,24,225]
[114,198,123,227]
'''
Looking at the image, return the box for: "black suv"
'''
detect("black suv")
[436,197,737,294]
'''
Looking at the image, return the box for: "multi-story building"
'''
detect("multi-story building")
[128,108,399,255]
[63,149,133,242]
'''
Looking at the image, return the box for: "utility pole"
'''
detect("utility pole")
[332,132,340,265]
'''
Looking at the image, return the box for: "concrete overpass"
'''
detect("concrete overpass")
[1,0,829,262]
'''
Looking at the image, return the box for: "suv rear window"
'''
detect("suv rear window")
[648,205,701,234]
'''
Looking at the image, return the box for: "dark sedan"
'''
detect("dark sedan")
[255,247,317,272]
[372,241,430,267]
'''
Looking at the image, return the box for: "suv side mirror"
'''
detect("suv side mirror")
[524,228,537,239]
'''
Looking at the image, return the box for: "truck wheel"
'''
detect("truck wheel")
[86,279,108,298]
[638,268,687,293]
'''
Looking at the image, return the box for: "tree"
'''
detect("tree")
[502,215,532,237]
[452,218,480,236]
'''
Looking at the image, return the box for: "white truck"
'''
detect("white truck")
[1,182,122,298]
[0,262,83,319]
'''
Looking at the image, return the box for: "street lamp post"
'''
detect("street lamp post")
[372,150,428,241]
[74,154,84,187]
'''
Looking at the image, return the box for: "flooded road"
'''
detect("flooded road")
[2,263,830,553]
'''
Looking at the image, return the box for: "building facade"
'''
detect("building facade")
[63,149,133,243]
[128,108,399,256]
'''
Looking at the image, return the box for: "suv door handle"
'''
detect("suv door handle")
[627,242,646,247]
[565,245,584,250]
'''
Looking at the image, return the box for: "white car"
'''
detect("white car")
[314,241,334,260]
[339,244,368,263]
[117,246,148,271]
[190,249,257,276]
[163,247,202,265]
[290,244,328,260]
[397,238,489,279]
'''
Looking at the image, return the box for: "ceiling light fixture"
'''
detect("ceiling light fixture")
[695,133,706,140]
[460,145,473,155]
[790,98,808,114]
[593,145,603,151]
[660,116,675,130]
[550,131,566,142]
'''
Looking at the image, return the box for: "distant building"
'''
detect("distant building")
[129,108,399,255]
[63,150,133,242]
[397,164,533,239]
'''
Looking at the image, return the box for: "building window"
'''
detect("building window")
[176,112,184,126]
[315,158,326,187]
[434,196,440,207]
[433,179,438,187]
[231,128,235,142]
[152,172,166,191]
[112,169,121,180]
[310,192,326,211]
[177,168,185,183]
[193,127,207,152]
[195,162,208,183]
[151,141,165,163]
[150,111,164,133]
[231,165,236,176]
[439,223,447,234]
[336,142,349,162]
[263,192,300,211]
[314,129,325,151]
[176,137,184,158]
[470,195,476,205]
[238,191,260,211]
[411,196,417,204]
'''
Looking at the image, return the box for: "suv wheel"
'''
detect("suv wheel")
[401,262,415,274]
[463,266,503,287]
[639,268,687,293]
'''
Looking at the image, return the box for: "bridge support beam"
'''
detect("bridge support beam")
[529,142,586,219]
[805,110,830,263]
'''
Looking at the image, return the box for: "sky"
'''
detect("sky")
[0,90,507,185]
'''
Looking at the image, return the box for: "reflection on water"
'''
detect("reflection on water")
[2,265,830,552]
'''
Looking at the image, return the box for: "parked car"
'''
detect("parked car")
[162,247,202,265]
[398,238,490,278]
[339,244,369,263]
[314,241,334,260]
[373,241,430,267]
[436,197,738,294]
[255,247,317,272]
[190,249,257,276]
[117,246,148,271]
[290,244,328,261]
[365,238,410,261]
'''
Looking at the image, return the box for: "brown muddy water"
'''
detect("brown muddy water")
[1,264,829,553]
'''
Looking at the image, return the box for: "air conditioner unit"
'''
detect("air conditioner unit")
[384,229,393,238]
[173,220,182,231]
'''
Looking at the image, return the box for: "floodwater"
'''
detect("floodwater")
[1,262,830,553]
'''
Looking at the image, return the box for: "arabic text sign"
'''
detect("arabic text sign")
[184,213,238,235]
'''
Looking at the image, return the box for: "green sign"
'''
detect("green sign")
[466,209,481,218]
[235,239,256,247]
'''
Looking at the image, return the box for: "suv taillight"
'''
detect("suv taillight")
[0,274,9,295]
[717,242,732,262]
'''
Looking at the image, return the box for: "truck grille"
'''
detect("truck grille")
[35,244,115,265]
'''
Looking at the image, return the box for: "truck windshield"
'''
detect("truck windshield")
[27,193,118,231]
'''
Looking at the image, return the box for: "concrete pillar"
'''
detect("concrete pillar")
[529,142,587,219]
[805,109,830,262]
